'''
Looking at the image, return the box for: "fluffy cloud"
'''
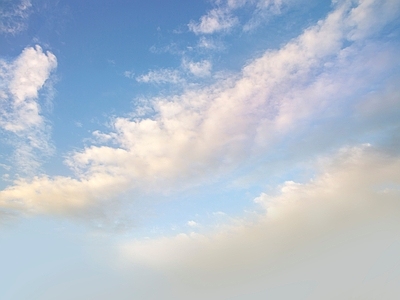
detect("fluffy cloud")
[119,145,400,299]
[0,45,57,174]
[0,0,399,220]
[0,0,32,35]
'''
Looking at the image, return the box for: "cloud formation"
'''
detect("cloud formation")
[0,45,57,174]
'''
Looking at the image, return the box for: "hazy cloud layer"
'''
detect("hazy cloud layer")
[120,145,400,299]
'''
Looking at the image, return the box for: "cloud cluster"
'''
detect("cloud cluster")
[120,145,400,299]
[0,45,57,174]
[0,0,399,221]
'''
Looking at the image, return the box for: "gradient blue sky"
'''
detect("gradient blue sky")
[1,0,400,299]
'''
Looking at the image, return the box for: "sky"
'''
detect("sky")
[0,0,400,299]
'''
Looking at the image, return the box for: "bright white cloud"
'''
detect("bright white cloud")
[0,45,57,174]
[0,0,32,35]
[119,145,400,299]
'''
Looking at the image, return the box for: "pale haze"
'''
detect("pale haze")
[0,0,400,299]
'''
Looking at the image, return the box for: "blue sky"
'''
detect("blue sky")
[1,0,400,299]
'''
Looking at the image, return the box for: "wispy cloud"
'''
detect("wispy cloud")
[123,70,135,79]
[189,8,239,35]
[188,0,287,35]
[136,68,184,84]
[196,36,225,51]
[0,45,57,174]
[0,0,32,35]
[182,59,212,77]
[136,59,212,85]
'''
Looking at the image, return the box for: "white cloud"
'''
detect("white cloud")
[0,0,32,35]
[346,0,400,41]
[136,69,184,84]
[137,60,212,85]
[196,37,225,51]
[123,70,135,79]
[119,145,400,299]
[183,59,212,77]
[0,45,57,174]
[189,0,287,35]
[187,220,199,227]
[189,8,238,34]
